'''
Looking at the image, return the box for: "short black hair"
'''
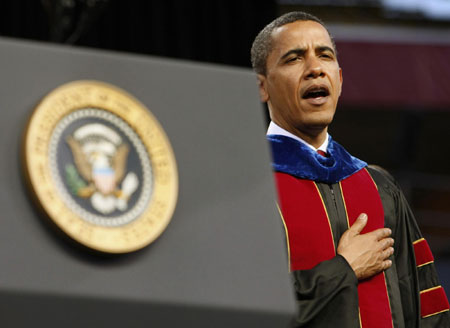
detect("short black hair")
[250,11,336,76]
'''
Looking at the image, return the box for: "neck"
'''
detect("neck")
[293,129,328,149]
[273,119,328,149]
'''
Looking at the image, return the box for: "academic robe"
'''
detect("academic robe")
[268,134,450,328]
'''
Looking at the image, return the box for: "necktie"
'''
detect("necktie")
[317,150,327,157]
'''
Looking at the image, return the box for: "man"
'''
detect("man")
[251,11,449,327]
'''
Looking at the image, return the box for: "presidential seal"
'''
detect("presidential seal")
[23,81,178,253]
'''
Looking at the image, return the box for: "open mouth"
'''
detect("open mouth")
[302,86,330,99]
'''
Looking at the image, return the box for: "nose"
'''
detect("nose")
[304,56,325,79]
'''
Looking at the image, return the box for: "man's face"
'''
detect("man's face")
[258,20,343,139]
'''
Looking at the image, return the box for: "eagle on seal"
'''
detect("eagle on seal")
[66,123,138,214]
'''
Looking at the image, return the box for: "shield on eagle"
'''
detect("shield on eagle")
[65,123,139,214]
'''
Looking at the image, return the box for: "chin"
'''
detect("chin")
[302,112,335,129]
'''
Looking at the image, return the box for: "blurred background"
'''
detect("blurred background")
[1,0,449,290]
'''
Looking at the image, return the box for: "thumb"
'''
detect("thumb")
[349,213,368,234]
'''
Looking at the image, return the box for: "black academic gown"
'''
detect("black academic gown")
[268,135,450,328]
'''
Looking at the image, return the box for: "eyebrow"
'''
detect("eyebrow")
[317,46,336,55]
[280,48,306,61]
[280,45,336,61]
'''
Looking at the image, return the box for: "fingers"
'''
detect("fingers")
[349,213,368,234]
[382,259,393,270]
[382,246,394,259]
[376,238,394,262]
[339,214,396,279]
[349,214,392,241]
[381,237,394,249]
[379,228,392,240]
[368,227,392,240]
[380,246,394,272]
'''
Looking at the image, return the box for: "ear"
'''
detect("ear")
[338,67,343,96]
[257,74,269,102]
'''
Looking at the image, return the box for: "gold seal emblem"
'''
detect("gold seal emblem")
[23,81,178,253]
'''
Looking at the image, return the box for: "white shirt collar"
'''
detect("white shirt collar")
[266,121,329,153]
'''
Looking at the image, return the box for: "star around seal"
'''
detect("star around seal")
[23,80,178,253]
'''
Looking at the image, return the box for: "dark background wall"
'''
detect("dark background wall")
[0,1,276,67]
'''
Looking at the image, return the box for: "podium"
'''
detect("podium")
[0,37,296,327]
